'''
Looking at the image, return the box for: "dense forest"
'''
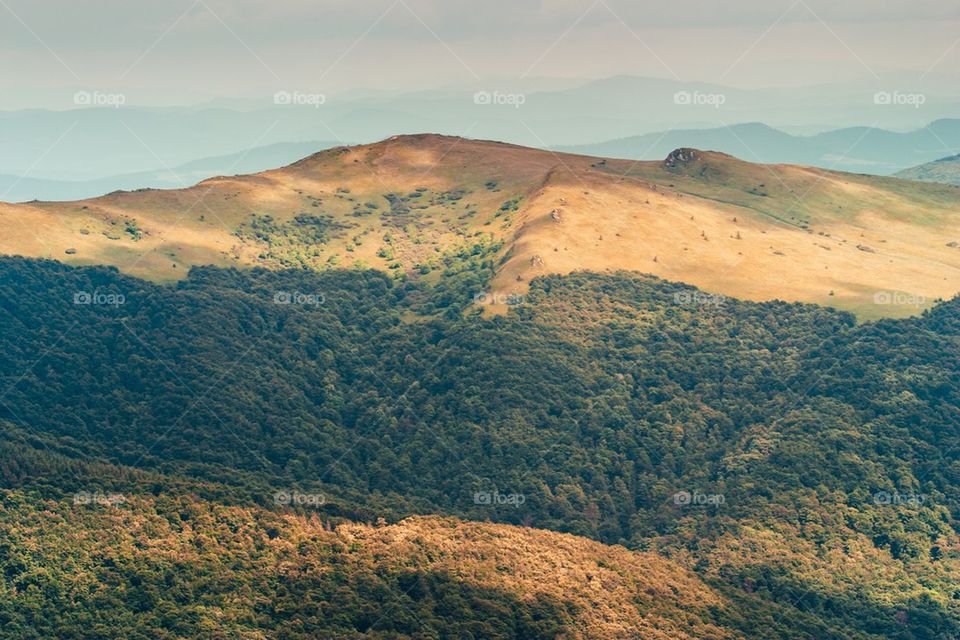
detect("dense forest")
[0,254,958,638]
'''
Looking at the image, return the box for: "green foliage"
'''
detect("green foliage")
[416,236,503,314]
[0,256,958,638]
[498,196,521,214]
[0,491,568,640]
[235,213,353,268]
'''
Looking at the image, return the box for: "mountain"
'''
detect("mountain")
[2,136,960,636]
[1,254,959,638]
[559,119,960,174]
[896,153,960,185]
[557,122,817,164]
[1,134,957,318]
[0,141,338,202]
[4,75,960,192]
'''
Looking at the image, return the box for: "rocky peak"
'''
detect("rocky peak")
[663,148,702,169]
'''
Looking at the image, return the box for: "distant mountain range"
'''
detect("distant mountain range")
[7,116,957,203]
[557,120,960,175]
[2,74,958,198]
[0,141,336,202]
[896,153,960,185]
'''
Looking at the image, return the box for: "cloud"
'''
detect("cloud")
[0,0,958,102]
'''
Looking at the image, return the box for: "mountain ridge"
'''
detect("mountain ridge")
[557,119,960,173]
[1,133,958,318]
[896,152,960,186]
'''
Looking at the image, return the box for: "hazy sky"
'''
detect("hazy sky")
[1,0,958,107]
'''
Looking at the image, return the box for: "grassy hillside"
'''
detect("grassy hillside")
[0,134,957,318]
[896,153,960,186]
[1,256,959,638]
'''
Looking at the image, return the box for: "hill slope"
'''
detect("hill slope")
[897,153,960,186]
[1,134,958,318]
[0,491,741,640]
[1,257,959,638]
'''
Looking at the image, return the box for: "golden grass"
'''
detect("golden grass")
[2,135,958,318]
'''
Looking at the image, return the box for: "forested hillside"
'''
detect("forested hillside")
[0,255,958,638]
